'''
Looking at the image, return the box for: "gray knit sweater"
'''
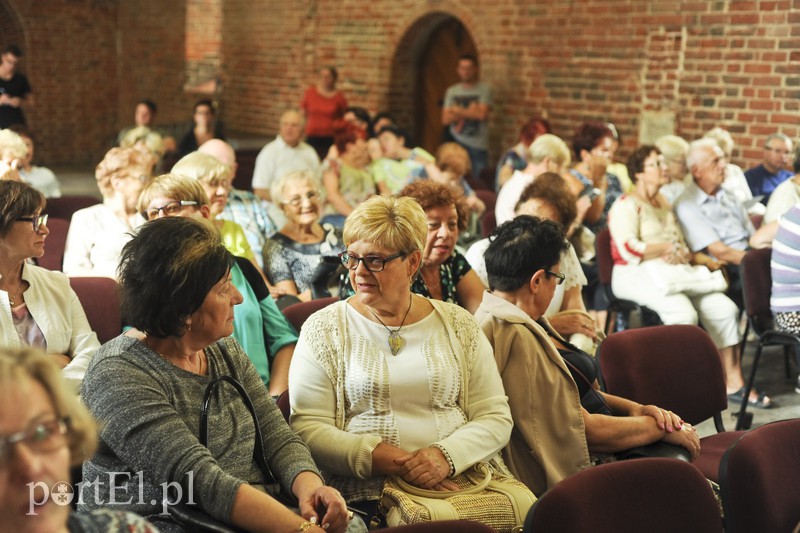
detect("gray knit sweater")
[79,334,320,529]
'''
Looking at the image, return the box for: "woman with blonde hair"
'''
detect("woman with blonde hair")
[0,347,157,531]
[0,127,26,181]
[63,146,152,278]
[654,134,690,205]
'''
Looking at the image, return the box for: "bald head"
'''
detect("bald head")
[198,139,236,167]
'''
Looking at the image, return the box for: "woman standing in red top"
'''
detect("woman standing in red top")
[301,66,348,160]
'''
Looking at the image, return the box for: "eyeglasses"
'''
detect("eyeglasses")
[644,157,667,169]
[16,213,48,233]
[0,418,69,465]
[283,191,320,207]
[545,270,566,285]
[339,251,405,272]
[143,200,198,220]
[766,147,791,155]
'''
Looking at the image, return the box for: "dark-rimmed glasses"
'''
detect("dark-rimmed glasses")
[16,213,48,233]
[545,270,566,285]
[0,417,69,465]
[339,251,405,272]
[143,200,199,221]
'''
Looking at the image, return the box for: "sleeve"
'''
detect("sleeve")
[259,296,298,360]
[443,86,455,108]
[607,197,646,265]
[222,222,256,262]
[480,84,493,107]
[263,239,294,285]
[61,282,101,394]
[464,240,489,288]
[450,251,473,285]
[434,315,512,475]
[300,87,310,113]
[674,200,721,252]
[289,311,383,479]
[62,209,97,276]
[561,243,587,290]
[251,145,274,190]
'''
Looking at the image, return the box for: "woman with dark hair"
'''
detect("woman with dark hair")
[80,216,353,532]
[301,66,348,160]
[475,215,699,496]
[177,99,225,157]
[609,145,769,408]
[0,180,99,393]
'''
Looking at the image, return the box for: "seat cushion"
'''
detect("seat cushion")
[694,431,746,482]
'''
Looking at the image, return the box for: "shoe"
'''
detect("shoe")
[727,387,773,409]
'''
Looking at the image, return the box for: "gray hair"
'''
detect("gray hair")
[686,138,720,170]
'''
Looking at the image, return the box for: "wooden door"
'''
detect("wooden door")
[415,18,477,155]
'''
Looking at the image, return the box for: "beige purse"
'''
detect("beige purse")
[378,462,536,532]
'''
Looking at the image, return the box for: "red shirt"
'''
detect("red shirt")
[301,86,348,137]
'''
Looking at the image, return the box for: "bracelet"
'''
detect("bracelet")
[295,521,315,532]
[430,443,455,476]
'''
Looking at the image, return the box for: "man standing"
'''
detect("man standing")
[744,133,793,204]
[441,54,492,179]
[0,44,33,129]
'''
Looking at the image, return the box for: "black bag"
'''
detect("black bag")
[168,376,288,532]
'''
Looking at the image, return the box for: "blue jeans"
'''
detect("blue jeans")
[462,144,489,181]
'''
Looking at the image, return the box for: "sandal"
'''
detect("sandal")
[727,387,773,409]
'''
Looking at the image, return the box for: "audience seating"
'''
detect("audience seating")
[598,325,744,483]
[523,458,722,533]
[480,210,496,238]
[385,522,496,533]
[46,195,100,221]
[735,247,800,429]
[474,188,497,213]
[281,296,338,332]
[595,228,662,334]
[233,148,260,191]
[719,419,800,533]
[37,217,69,271]
[69,277,122,344]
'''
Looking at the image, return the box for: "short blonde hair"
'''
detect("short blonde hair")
[137,173,210,216]
[528,133,571,168]
[703,127,735,157]
[435,142,471,178]
[120,126,166,159]
[271,170,323,206]
[0,128,28,161]
[95,147,153,198]
[0,347,97,465]
[655,135,689,161]
[172,151,232,187]
[344,195,427,256]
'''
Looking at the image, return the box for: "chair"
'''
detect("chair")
[735,247,800,430]
[474,188,497,213]
[45,195,100,221]
[719,419,800,533]
[69,277,122,344]
[385,521,496,532]
[524,458,722,533]
[480,209,496,238]
[598,325,745,483]
[281,296,338,332]
[37,217,69,271]
[232,148,260,191]
[595,228,662,334]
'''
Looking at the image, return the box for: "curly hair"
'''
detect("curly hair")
[0,180,45,236]
[572,121,613,161]
[626,145,659,183]
[400,180,469,232]
[94,147,153,198]
[435,142,472,179]
[516,172,578,229]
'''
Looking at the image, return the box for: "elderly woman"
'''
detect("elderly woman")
[321,128,376,228]
[289,195,513,520]
[399,180,485,313]
[0,127,27,181]
[177,99,225,158]
[466,173,598,352]
[475,216,700,496]
[8,125,61,197]
[264,170,344,302]
[0,181,99,392]
[0,347,157,531]
[80,217,351,532]
[301,66,348,160]
[137,173,298,396]
[422,142,485,215]
[654,134,691,205]
[609,145,771,409]
[63,146,151,278]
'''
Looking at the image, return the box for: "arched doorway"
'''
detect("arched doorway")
[388,13,477,154]
[0,2,26,63]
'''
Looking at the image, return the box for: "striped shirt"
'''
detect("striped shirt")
[771,204,800,313]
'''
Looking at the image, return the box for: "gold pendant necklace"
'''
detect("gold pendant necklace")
[6,282,24,307]
[368,294,413,356]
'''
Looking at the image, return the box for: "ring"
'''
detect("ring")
[347,511,354,521]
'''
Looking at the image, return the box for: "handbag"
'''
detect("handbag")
[378,462,536,533]
[168,375,287,532]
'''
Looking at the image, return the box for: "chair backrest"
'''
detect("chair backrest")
[474,188,497,212]
[46,195,100,221]
[598,325,728,426]
[281,296,338,332]
[740,247,774,336]
[69,277,122,344]
[720,419,800,533]
[524,458,722,533]
[595,227,614,286]
[233,148,260,191]
[37,217,69,271]
[480,209,496,238]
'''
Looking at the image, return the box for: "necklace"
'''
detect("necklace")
[6,281,25,307]
[367,294,413,356]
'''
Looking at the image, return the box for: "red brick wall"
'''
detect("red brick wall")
[222,0,800,169]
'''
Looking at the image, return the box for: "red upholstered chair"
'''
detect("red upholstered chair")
[474,188,497,213]
[281,296,338,333]
[524,458,722,533]
[69,277,122,344]
[232,148,260,191]
[480,210,496,238]
[735,247,800,430]
[46,195,100,221]
[595,228,662,334]
[37,217,69,271]
[719,419,800,533]
[597,325,745,483]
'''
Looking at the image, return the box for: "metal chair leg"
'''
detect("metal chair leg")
[736,341,763,431]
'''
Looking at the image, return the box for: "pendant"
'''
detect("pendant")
[388,330,404,356]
